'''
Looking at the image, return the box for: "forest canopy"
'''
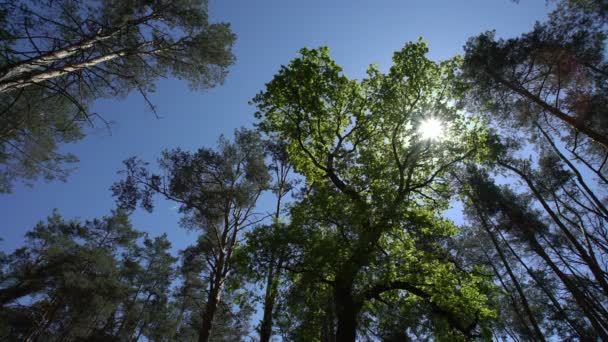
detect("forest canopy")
[1,0,607,341]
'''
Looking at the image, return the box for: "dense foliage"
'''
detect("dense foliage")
[1,0,607,341]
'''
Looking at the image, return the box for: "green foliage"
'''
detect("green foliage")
[0,0,236,192]
[5,2,607,340]
[0,87,82,193]
[0,210,180,341]
[253,40,495,339]
[461,0,608,159]
[113,128,269,341]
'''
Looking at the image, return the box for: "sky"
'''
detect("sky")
[0,0,552,256]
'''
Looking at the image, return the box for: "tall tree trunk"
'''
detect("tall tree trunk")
[198,247,228,342]
[26,298,61,342]
[490,71,608,149]
[536,122,608,218]
[259,160,290,342]
[0,34,115,83]
[0,45,149,93]
[321,295,336,342]
[0,283,43,306]
[473,203,546,341]
[334,282,359,342]
[530,238,608,338]
[259,262,278,342]
[198,280,223,342]
[484,248,538,340]
[460,178,547,341]
[463,167,608,339]
[517,227,608,339]
[0,11,162,87]
[498,227,593,339]
[499,161,608,296]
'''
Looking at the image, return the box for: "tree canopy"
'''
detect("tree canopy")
[0,0,235,192]
[2,0,608,341]
[252,40,495,340]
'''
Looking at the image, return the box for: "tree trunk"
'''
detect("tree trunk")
[199,250,227,342]
[536,123,608,218]
[0,34,115,83]
[321,295,336,342]
[498,227,592,339]
[259,262,278,342]
[198,282,222,342]
[0,283,43,306]
[476,207,546,341]
[500,161,608,297]
[484,249,538,340]
[259,162,290,342]
[0,11,162,86]
[526,232,608,339]
[334,283,359,342]
[490,72,608,149]
[0,46,143,93]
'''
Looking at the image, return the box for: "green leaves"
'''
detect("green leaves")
[253,40,494,339]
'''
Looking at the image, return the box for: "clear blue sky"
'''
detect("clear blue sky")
[0,0,551,255]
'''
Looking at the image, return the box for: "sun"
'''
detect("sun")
[418,118,443,141]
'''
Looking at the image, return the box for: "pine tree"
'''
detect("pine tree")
[112,128,270,342]
[0,0,235,192]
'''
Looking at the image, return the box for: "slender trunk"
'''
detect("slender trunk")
[126,292,155,341]
[469,165,608,338]
[499,161,608,296]
[459,175,545,340]
[0,283,43,306]
[568,146,608,185]
[526,233,608,339]
[498,229,591,339]
[536,123,608,218]
[116,281,146,336]
[171,285,191,341]
[321,295,336,342]
[259,262,278,342]
[0,11,162,83]
[0,35,115,83]
[0,45,147,93]
[490,71,608,149]
[484,248,537,340]
[198,265,225,342]
[26,298,61,342]
[133,320,148,342]
[476,209,546,341]
[259,162,290,342]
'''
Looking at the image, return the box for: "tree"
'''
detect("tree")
[173,244,254,342]
[253,41,496,340]
[458,164,608,339]
[110,234,177,341]
[461,0,608,155]
[0,0,236,192]
[236,138,296,342]
[0,210,182,341]
[112,128,270,342]
[458,2,608,339]
[0,210,138,341]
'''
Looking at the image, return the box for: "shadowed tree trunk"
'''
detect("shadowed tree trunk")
[471,196,546,341]
[334,281,359,342]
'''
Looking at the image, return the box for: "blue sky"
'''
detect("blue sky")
[0,0,551,255]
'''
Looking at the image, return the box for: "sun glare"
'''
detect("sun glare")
[418,118,443,141]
